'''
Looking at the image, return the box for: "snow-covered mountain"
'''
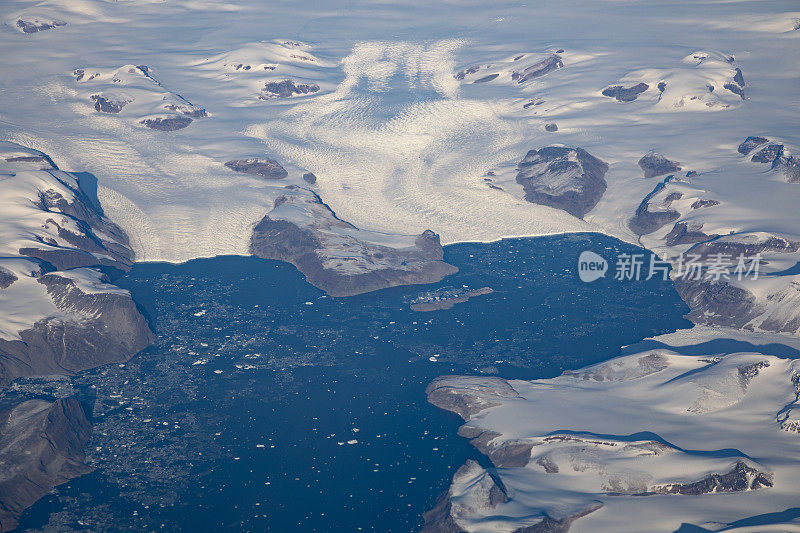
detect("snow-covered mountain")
[0,143,153,385]
[425,331,800,532]
[2,0,798,332]
[2,0,800,529]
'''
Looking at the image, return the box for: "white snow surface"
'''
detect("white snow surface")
[432,334,800,532]
[2,1,800,527]
[0,142,133,339]
[2,0,797,264]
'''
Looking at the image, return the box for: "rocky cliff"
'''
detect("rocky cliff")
[0,397,92,532]
[250,186,457,296]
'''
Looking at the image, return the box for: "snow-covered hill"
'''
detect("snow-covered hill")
[426,331,800,532]
[0,143,153,384]
[2,0,798,332]
[2,0,800,528]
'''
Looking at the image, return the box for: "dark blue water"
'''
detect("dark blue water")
[19,233,691,532]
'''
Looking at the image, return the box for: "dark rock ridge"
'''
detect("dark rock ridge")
[0,271,155,385]
[224,158,288,180]
[602,82,649,102]
[733,68,745,87]
[674,233,800,334]
[545,123,558,132]
[752,144,784,163]
[458,425,535,468]
[16,18,66,33]
[739,136,800,183]
[773,155,800,183]
[249,188,457,297]
[638,151,681,178]
[664,221,716,246]
[724,83,745,99]
[302,172,317,184]
[653,461,772,495]
[515,146,609,218]
[4,155,55,169]
[690,234,800,260]
[512,54,564,83]
[0,398,92,532]
[510,506,603,533]
[628,180,682,236]
[91,94,131,113]
[723,68,746,99]
[0,268,16,289]
[72,69,98,82]
[737,136,769,155]
[454,66,480,80]
[260,79,320,98]
[163,104,207,117]
[690,199,720,210]
[674,277,763,330]
[473,73,499,83]
[140,116,193,131]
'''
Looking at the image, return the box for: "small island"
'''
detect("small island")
[410,286,494,312]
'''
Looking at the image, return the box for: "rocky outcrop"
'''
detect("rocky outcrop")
[0,268,16,290]
[91,94,131,113]
[224,158,288,179]
[690,199,720,210]
[602,82,649,102]
[0,398,92,532]
[751,144,783,163]
[689,233,800,260]
[0,270,155,386]
[140,116,193,131]
[455,52,563,87]
[739,136,799,183]
[628,181,682,235]
[512,54,563,83]
[260,79,320,98]
[638,151,681,178]
[249,186,457,296]
[653,461,772,495]
[473,74,499,83]
[163,103,207,117]
[737,136,769,155]
[15,18,66,33]
[515,146,609,218]
[774,155,800,183]
[673,277,762,330]
[671,233,800,334]
[664,221,715,246]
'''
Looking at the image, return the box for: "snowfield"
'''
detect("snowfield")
[426,333,800,532]
[1,0,797,262]
[2,0,800,529]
